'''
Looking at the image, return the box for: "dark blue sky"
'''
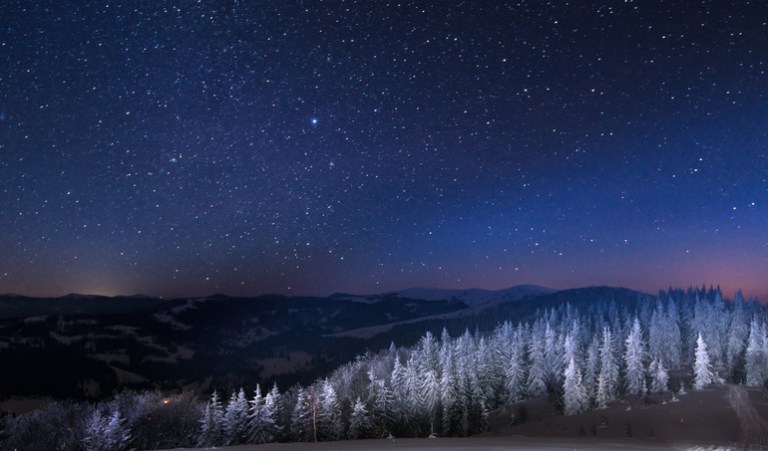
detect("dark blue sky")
[1,1,767,299]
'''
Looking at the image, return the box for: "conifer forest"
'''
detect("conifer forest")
[3,287,768,450]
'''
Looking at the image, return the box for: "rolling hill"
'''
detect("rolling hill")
[0,284,557,402]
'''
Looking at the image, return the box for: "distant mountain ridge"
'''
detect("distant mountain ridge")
[0,285,641,402]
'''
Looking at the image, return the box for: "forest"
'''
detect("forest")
[3,286,767,450]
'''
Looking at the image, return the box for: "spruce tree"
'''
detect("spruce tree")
[563,357,588,415]
[526,329,547,396]
[693,332,715,389]
[224,388,248,445]
[624,317,646,396]
[648,358,669,393]
[596,327,618,408]
[348,397,373,439]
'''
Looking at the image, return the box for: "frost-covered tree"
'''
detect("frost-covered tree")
[648,358,669,393]
[563,357,588,415]
[249,384,279,444]
[263,384,282,441]
[198,391,225,447]
[596,326,619,408]
[693,333,715,389]
[317,380,344,440]
[583,338,600,403]
[544,322,563,387]
[726,293,748,381]
[526,327,547,396]
[289,388,312,442]
[421,369,440,430]
[368,371,393,438]
[83,408,131,451]
[624,317,646,395]
[224,388,249,445]
[746,317,766,386]
[348,397,373,439]
[504,342,525,403]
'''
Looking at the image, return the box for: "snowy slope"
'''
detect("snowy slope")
[388,284,554,306]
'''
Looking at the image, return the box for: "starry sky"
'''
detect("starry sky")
[1,1,767,300]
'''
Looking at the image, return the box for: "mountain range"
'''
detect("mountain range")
[0,285,637,403]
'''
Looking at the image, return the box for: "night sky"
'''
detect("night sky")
[1,1,767,299]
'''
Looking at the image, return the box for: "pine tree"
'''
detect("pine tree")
[249,385,277,444]
[693,332,715,389]
[624,318,646,396]
[648,301,665,362]
[665,298,683,368]
[596,326,618,408]
[526,329,547,396]
[648,358,669,393]
[348,397,373,439]
[224,388,249,445]
[726,294,748,381]
[390,356,408,424]
[197,403,214,447]
[746,317,765,386]
[544,322,562,387]
[104,409,131,451]
[504,343,525,403]
[421,369,440,431]
[440,352,459,436]
[317,380,344,440]
[197,391,225,447]
[263,384,281,442]
[83,408,131,451]
[563,357,588,415]
[368,371,393,438]
[289,388,312,442]
[583,338,600,404]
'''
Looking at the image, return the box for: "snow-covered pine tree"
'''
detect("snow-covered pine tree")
[746,317,766,386]
[726,292,748,381]
[543,322,563,388]
[317,379,344,441]
[421,369,440,432]
[665,298,683,368]
[504,341,525,403]
[83,408,131,451]
[693,332,715,389]
[224,388,249,445]
[263,384,282,441]
[583,337,600,404]
[563,357,588,415]
[249,385,277,444]
[82,409,107,451]
[348,397,373,439]
[596,326,619,408]
[648,301,665,363]
[367,371,393,438]
[439,350,459,436]
[526,326,547,396]
[624,317,646,396]
[197,391,225,447]
[197,403,214,447]
[104,409,131,451]
[289,388,312,442]
[390,356,408,425]
[648,358,669,393]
